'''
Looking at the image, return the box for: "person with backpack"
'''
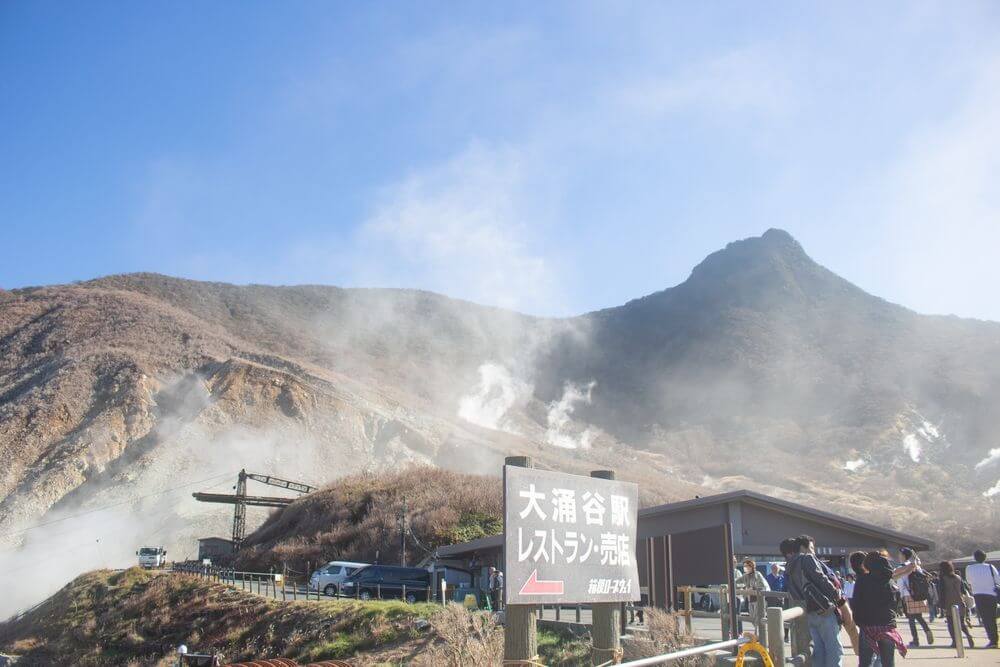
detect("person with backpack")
[782,537,848,667]
[938,560,975,649]
[897,547,933,647]
[965,549,999,648]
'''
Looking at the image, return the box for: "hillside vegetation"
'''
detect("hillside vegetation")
[237,467,503,572]
[0,568,439,666]
[0,568,592,666]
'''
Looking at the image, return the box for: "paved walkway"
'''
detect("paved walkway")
[687,614,999,665]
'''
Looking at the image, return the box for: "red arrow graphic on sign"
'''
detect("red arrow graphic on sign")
[519,569,564,596]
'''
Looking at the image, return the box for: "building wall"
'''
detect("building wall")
[638,504,730,540]
[636,499,920,609]
[198,539,234,560]
[738,502,911,555]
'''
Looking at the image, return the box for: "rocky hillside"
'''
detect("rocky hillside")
[235,467,503,574]
[2,229,1000,614]
[0,567,440,666]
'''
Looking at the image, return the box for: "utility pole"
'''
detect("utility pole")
[400,499,407,567]
[232,469,247,550]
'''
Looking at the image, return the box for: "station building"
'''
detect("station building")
[197,536,235,561]
[432,488,933,609]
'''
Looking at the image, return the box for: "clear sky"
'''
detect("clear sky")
[3,2,1000,319]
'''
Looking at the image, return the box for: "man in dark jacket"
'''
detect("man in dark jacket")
[781,537,847,667]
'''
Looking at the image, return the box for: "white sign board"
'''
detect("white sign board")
[503,465,640,605]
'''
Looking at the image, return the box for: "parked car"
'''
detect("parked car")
[309,561,368,596]
[340,565,432,603]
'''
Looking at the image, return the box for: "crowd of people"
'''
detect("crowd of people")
[764,536,999,667]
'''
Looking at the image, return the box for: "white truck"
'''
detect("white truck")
[137,546,168,569]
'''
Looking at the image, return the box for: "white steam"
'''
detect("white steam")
[917,421,940,440]
[457,362,531,433]
[545,380,596,450]
[985,479,1000,498]
[899,415,946,464]
[0,373,340,617]
[975,448,1000,470]
[843,458,866,472]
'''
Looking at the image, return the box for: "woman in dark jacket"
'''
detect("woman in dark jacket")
[938,561,974,648]
[852,552,911,667]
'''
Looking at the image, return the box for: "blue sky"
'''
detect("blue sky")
[3,2,1000,319]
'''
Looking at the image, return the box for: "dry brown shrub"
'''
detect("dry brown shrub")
[416,603,503,667]
[236,466,503,572]
[624,608,711,666]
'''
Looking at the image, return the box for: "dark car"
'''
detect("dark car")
[341,565,432,603]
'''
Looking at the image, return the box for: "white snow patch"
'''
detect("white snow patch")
[902,434,922,462]
[975,448,1000,470]
[457,362,530,433]
[843,459,866,472]
[545,380,596,449]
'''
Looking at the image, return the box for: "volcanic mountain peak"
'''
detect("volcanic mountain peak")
[680,228,846,306]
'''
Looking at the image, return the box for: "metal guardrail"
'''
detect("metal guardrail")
[617,636,751,667]
[6,599,46,624]
[171,564,439,604]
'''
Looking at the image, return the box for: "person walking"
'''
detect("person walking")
[897,547,933,647]
[852,551,913,667]
[927,572,939,622]
[738,559,770,631]
[965,549,999,648]
[782,537,847,667]
[938,561,975,649]
[739,559,771,592]
[487,566,504,611]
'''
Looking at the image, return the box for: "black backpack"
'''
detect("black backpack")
[908,569,930,601]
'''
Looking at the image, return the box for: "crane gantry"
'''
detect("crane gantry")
[193,469,317,550]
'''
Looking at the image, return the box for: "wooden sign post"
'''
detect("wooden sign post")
[503,456,538,663]
[502,459,639,666]
[590,469,621,666]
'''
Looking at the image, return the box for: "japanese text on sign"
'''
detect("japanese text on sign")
[503,466,640,605]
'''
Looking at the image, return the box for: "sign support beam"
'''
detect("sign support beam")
[503,455,538,663]
[590,469,621,666]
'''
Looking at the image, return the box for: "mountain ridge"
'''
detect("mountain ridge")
[1,229,998,615]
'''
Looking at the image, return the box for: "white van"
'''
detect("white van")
[309,560,369,596]
[137,546,167,569]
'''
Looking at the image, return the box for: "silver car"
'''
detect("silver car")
[309,560,368,596]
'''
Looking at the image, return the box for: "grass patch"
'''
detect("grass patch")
[538,627,591,666]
